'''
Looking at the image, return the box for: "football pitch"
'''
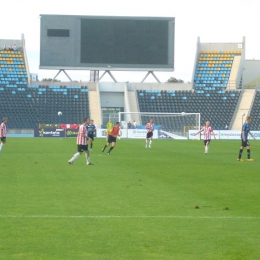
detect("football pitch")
[1,137,260,260]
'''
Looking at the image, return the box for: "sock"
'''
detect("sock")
[91,143,93,148]
[149,140,152,147]
[0,143,3,151]
[108,147,114,153]
[103,145,107,151]
[206,146,209,153]
[70,152,80,162]
[247,149,250,159]
[238,149,243,158]
[146,140,148,146]
[204,146,207,153]
[85,153,90,163]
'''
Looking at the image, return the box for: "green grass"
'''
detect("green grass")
[0,138,260,259]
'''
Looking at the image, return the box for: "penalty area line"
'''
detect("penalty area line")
[0,215,260,219]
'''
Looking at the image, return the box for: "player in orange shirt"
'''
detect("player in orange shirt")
[102,122,121,155]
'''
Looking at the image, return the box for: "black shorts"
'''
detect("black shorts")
[108,135,116,143]
[241,140,250,147]
[77,144,89,152]
[204,139,210,145]
[1,137,6,142]
[146,132,153,139]
[88,134,94,141]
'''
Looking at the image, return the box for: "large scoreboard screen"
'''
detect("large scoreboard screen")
[40,15,175,71]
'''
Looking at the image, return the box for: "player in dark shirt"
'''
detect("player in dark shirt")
[86,119,96,151]
[237,116,255,162]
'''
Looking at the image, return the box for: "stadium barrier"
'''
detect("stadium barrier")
[189,130,260,140]
[32,128,260,140]
[96,129,187,139]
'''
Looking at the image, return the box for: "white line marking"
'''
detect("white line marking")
[0,215,260,219]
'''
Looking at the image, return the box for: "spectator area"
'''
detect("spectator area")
[249,91,260,130]
[194,50,242,88]
[137,89,242,130]
[0,48,27,86]
[0,85,90,128]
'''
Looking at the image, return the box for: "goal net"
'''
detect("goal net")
[116,112,200,139]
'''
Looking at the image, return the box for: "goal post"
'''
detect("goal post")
[118,112,200,139]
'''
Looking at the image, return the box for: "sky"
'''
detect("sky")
[1,0,260,83]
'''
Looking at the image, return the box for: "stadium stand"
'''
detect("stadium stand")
[137,89,242,130]
[0,47,90,129]
[0,84,89,128]
[0,48,27,86]
[249,90,260,130]
[194,50,242,89]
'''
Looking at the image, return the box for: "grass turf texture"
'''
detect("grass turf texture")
[0,138,260,260]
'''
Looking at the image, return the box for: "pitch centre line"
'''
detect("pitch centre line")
[0,215,260,219]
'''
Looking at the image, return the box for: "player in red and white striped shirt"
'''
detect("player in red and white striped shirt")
[145,118,154,148]
[0,118,7,153]
[68,118,94,165]
[195,121,216,154]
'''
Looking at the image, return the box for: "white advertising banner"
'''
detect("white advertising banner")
[188,130,220,140]
[189,130,260,140]
[127,129,158,139]
[250,131,260,140]
[219,130,241,140]
[96,129,108,138]
[188,130,200,140]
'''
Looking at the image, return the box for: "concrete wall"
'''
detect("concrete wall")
[243,60,260,87]
[0,39,22,49]
[100,92,124,107]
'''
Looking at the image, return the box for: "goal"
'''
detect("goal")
[117,112,200,138]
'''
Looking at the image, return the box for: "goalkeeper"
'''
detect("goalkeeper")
[106,119,114,140]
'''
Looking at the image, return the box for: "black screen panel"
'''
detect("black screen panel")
[47,29,70,37]
[80,19,168,65]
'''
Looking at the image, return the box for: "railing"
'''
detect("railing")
[225,80,237,89]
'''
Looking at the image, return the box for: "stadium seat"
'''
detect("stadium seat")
[136,89,242,130]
